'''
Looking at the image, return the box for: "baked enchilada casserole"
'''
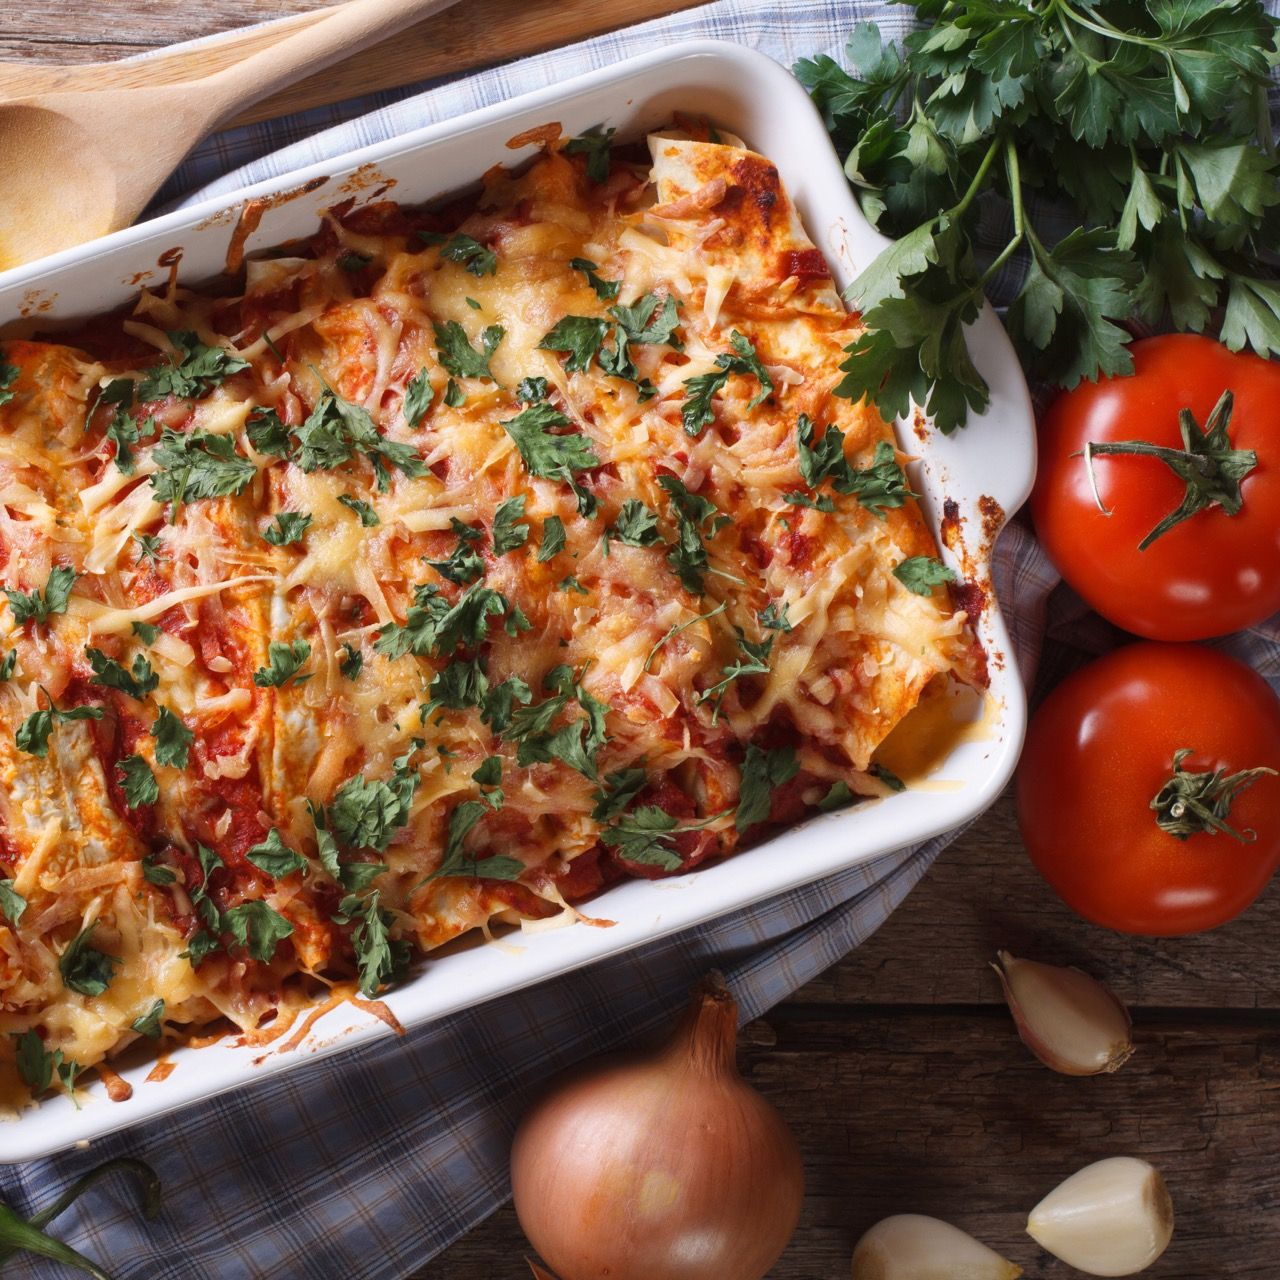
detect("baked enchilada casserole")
[0,127,981,1111]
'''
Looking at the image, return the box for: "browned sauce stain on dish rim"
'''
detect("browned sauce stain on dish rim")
[224,174,331,276]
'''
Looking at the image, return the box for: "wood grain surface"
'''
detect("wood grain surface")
[11,6,1277,1279]
[0,0,702,127]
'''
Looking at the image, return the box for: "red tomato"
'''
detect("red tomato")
[1032,335,1280,640]
[1018,643,1280,936]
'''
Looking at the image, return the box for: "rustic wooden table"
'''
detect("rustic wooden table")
[6,4,1276,1276]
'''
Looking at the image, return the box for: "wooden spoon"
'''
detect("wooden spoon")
[0,0,458,272]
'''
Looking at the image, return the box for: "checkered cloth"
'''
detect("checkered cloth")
[4,2,1278,1276]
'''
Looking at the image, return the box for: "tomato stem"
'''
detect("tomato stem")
[1150,748,1277,843]
[1080,390,1258,550]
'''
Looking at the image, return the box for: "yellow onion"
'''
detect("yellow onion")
[510,974,804,1280]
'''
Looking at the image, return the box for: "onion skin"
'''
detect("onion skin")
[511,976,804,1280]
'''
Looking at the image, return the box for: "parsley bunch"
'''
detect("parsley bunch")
[797,1,1280,432]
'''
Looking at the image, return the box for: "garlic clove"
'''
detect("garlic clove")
[851,1214,1023,1279]
[1026,1156,1174,1276]
[992,951,1133,1076]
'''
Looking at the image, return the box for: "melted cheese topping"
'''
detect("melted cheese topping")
[0,130,981,1112]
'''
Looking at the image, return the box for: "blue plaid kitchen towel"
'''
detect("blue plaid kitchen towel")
[4,2,1279,1277]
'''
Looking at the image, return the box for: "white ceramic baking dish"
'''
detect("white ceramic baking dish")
[0,39,1035,1162]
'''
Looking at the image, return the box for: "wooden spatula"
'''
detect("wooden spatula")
[0,0,459,272]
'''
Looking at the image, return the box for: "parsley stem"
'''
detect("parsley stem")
[948,131,1004,222]
[1053,0,1163,51]
[980,139,1027,287]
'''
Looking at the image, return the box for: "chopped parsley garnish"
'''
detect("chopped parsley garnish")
[681,331,773,436]
[564,124,616,182]
[516,376,548,404]
[246,406,291,457]
[0,361,18,406]
[12,1029,78,1096]
[600,806,703,871]
[403,368,434,427]
[422,653,491,717]
[428,518,485,585]
[784,489,836,512]
[434,320,504,380]
[116,755,159,809]
[819,780,857,812]
[86,648,158,699]
[606,499,662,550]
[759,602,792,632]
[681,371,727,437]
[736,744,799,832]
[559,575,589,595]
[421,232,498,277]
[246,829,308,878]
[327,753,421,853]
[869,762,907,793]
[337,251,371,271]
[6,565,76,626]
[263,511,312,545]
[293,379,427,487]
[333,890,407,994]
[538,515,567,561]
[136,331,249,401]
[339,643,363,680]
[132,532,164,565]
[131,620,161,644]
[0,877,26,925]
[894,555,958,595]
[0,649,14,681]
[59,921,120,996]
[479,675,533,734]
[252,639,312,688]
[596,328,657,400]
[537,315,609,373]
[698,633,774,719]
[503,665,608,780]
[15,690,103,758]
[429,760,521,883]
[222,901,294,963]
[105,410,149,475]
[149,428,256,510]
[375,582,526,660]
[152,706,193,769]
[500,402,599,516]
[570,257,621,301]
[644,600,727,672]
[610,292,682,347]
[591,766,648,822]
[338,494,380,526]
[657,475,730,594]
[491,495,530,555]
[131,999,165,1039]
[795,415,915,517]
[443,378,466,408]
[141,853,177,886]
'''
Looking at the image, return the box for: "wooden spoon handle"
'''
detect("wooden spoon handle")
[193,0,461,127]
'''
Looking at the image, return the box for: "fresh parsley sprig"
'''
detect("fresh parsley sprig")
[797,4,1280,432]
